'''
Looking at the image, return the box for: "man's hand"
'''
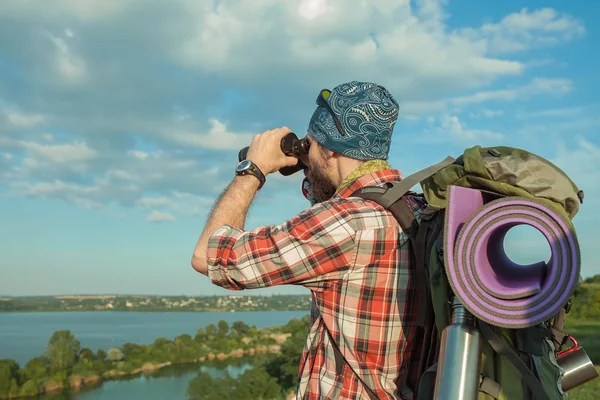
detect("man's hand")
[245,127,299,175]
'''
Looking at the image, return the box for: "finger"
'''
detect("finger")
[262,128,277,137]
[285,156,299,166]
[275,126,293,139]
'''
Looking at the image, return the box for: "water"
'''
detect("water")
[0,311,309,366]
[0,311,309,400]
[34,362,255,400]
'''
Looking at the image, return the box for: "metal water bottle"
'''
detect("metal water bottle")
[433,297,483,400]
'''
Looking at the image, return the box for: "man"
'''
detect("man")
[192,81,425,399]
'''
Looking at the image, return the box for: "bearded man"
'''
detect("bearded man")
[192,81,425,400]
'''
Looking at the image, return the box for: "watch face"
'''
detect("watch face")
[236,159,252,172]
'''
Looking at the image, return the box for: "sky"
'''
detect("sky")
[0,0,598,297]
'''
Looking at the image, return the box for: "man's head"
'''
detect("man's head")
[301,81,399,203]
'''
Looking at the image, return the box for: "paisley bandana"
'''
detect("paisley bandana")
[307,81,399,160]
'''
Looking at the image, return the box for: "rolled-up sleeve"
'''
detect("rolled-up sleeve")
[206,202,356,291]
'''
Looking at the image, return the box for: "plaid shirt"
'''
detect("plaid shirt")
[207,169,426,399]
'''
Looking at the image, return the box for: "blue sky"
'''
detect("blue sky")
[0,0,598,296]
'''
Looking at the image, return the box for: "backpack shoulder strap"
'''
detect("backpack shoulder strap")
[350,155,456,323]
[351,155,456,212]
[349,157,455,396]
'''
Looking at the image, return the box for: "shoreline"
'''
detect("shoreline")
[0,343,286,400]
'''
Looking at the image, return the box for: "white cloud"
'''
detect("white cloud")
[147,211,176,223]
[19,141,97,164]
[168,119,254,150]
[0,0,132,21]
[0,0,591,222]
[440,114,504,141]
[172,0,528,95]
[46,32,87,84]
[462,7,585,54]
[515,106,584,119]
[0,99,46,128]
[399,77,572,117]
[11,180,104,209]
[552,137,600,200]
[298,0,332,20]
[138,196,172,208]
[452,78,572,105]
[5,133,226,219]
[3,109,45,127]
[0,2,584,102]
[484,109,504,118]
[128,150,149,160]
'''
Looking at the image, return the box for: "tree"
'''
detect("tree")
[175,334,193,345]
[231,321,250,337]
[44,330,81,373]
[217,320,229,337]
[265,317,308,391]
[187,371,235,400]
[0,359,20,395]
[233,366,282,400]
[205,323,217,340]
[96,349,107,361]
[79,348,95,362]
[107,348,124,362]
[19,380,39,397]
[194,328,207,343]
[23,357,49,382]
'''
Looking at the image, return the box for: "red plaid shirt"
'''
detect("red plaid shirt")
[207,169,426,399]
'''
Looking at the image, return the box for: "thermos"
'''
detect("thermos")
[433,297,483,400]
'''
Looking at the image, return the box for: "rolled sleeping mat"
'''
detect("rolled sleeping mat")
[444,185,581,329]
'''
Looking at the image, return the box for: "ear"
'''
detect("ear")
[321,148,336,161]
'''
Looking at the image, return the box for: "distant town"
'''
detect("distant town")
[0,294,312,312]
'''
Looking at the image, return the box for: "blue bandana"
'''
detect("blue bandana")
[307,81,399,160]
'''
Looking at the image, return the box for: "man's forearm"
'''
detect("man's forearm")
[191,175,260,275]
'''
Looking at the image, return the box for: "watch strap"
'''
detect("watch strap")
[236,160,266,190]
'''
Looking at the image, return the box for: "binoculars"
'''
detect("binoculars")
[238,132,310,176]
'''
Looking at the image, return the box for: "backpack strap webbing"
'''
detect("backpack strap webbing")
[479,321,550,400]
[323,325,379,400]
[350,155,457,327]
[349,156,456,397]
[353,156,456,209]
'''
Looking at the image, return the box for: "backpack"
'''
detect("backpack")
[350,145,586,400]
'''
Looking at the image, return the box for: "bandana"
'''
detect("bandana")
[307,81,399,160]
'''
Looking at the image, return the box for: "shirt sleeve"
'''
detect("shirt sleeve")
[206,202,356,291]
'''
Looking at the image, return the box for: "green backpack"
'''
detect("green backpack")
[352,145,586,400]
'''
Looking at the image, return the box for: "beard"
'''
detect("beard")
[306,166,337,204]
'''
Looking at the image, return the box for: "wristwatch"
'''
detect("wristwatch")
[235,159,266,190]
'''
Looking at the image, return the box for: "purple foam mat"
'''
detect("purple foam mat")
[444,185,580,329]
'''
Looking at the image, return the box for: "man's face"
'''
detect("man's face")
[302,135,337,203]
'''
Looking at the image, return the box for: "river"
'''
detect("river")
[0,311,309,399]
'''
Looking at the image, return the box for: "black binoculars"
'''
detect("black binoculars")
[238,132,310,176]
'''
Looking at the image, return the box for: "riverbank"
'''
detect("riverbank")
[5,345,283,400]
[0,316,297,400]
